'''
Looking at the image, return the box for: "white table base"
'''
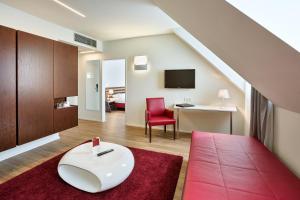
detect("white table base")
[58,142,134,193]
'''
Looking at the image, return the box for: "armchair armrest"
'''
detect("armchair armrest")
[164,109,174,119]
[145,110,151,122]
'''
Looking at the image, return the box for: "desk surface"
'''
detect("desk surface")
[174,104,237,112]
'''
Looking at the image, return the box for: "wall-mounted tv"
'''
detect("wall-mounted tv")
[164,69,195,89]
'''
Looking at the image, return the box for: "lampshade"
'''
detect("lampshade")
[218,89,230,99]
[134,56,147,70]
[108,89,114,95]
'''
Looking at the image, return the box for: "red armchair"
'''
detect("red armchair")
[145,97,176,143]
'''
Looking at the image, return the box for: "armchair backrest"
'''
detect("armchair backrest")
[146,97,165,116]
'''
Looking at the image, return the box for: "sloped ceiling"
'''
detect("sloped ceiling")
[154,0,300,113]
[0,0,178,41]
[173,27,245,92]
[226,0,300,53]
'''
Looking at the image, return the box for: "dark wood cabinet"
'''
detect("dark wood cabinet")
[0,26,16,151]
[54,106,78,133]
[53,41,78,133]
[17,31,54,145]
[0,26,78,151]
[54,41,78,98]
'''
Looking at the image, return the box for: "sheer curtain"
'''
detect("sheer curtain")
[250,87,274,151]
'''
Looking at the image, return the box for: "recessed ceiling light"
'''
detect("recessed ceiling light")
[80,50,96,54]
[53,0,86,18]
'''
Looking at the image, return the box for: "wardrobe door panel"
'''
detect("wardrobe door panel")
[17,31,54,144]
[54,41,78,98]
[54,106,78,133]
[0,25,16,151]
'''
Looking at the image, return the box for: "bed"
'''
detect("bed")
[113,93,126,109]
[105,87,126,111]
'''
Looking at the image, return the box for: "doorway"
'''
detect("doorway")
[101,59,126,122]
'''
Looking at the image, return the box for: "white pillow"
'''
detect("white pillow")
[112,93,125,102]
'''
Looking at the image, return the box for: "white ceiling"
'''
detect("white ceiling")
[0,0,179,41]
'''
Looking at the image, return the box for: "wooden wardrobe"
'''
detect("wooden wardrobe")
[54,41,78,98]
[17,31,54,145]
[53,41,78,132]
[0,26,78,151]
[0,25,17,151]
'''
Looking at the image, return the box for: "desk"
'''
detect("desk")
[174,104,237,134]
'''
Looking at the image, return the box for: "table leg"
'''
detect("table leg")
[176,109,180,135]
[230,112,233,135]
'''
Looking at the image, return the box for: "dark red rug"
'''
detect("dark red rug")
[0,145,183,200]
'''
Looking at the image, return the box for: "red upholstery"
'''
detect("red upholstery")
[183,131,300,200]
[115,102,125,109]
[145,98,176,142]
[146,97,166,116]
[148,116,176,126]
[146,98,176,126]
[164,109,174,119]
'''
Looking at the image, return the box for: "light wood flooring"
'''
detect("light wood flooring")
[0,111,191,199]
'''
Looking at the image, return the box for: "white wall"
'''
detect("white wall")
[244,82,252,135]
[103,59,126,88]
[0,2,102,51]
[104,34,245,134]
[274,107,300,177]
[78,53,104,122]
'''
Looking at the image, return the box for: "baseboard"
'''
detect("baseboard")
[126,123,191,134]
[0,133,60,162]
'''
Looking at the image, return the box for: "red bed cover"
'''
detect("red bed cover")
[183,131,300,200]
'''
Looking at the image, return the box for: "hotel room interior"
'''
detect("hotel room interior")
[0,0,299,200]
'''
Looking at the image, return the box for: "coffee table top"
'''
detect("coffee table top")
[58,142,134,193]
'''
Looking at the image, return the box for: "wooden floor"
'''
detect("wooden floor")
[0,111,191,199]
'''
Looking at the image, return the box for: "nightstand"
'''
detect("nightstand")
[105,100,115,112]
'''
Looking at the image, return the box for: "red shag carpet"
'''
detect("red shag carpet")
[0,146,183,200]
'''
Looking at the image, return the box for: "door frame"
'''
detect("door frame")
[100,58,127,122]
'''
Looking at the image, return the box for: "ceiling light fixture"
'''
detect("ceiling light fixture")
[53,0,86,18]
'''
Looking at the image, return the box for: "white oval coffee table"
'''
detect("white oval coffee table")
[57,142,134,193]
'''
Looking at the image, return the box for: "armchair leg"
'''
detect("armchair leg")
[145,122,147,135]
[173,124,176,140]
[149,126,152,143]
[164,125,166,133]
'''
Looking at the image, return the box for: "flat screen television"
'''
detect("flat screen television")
[164,69,195,88]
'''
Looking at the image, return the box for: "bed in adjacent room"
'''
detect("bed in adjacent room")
[113,93,126,109]
[105,87,126,111]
